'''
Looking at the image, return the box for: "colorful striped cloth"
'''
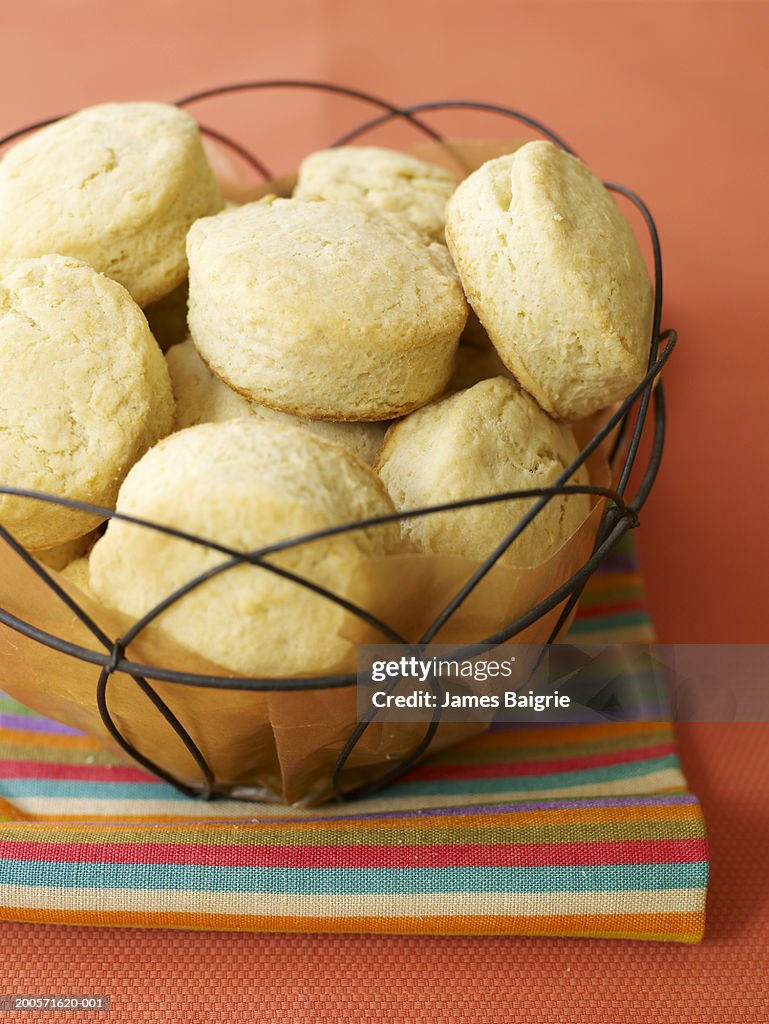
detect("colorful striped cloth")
[0,538,709,941]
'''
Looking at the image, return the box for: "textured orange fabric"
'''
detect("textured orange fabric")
[0,723,765,1023]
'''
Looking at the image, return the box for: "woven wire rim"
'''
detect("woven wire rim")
[0,80,673,800]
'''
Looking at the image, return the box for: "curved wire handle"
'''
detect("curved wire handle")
[0,80,672,802]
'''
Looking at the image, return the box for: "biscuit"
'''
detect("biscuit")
[89,419,401,676]
[460,308,495,350]
[294,146,457,243]
[445,141,653,420]
[60,555,91,594]
[167,339,387,464]
[0,102,224,306]
[0,255,174,549]
[144,280,189,352]
[375,377,591,568]
[33,531,97,572]
[448,342,511,393]
[453,308,512,394]
[187,198,467,420]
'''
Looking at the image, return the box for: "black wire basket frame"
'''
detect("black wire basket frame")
[0,80,675,802]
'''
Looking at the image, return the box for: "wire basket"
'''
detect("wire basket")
[0,80,675,804]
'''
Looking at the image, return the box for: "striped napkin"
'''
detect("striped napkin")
[0,537,708,941]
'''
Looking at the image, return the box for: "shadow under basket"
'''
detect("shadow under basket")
[0,81,675,807]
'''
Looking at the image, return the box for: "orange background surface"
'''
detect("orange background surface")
[1,1,768,1021]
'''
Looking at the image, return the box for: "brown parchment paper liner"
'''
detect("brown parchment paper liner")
[0,140,616,806]
[0,434,609,805]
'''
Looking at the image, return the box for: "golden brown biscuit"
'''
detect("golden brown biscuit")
[445,142,653,420]
[32,531,98,572]
[166,340,387,464]
[144,280,189,352]
[89,419,401,676]
[294,146,457,243]
[0,255,174,548]
[186,198,467,421]
[375,377,591,567]
[0,102,224,306]
[448,343,512,393]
